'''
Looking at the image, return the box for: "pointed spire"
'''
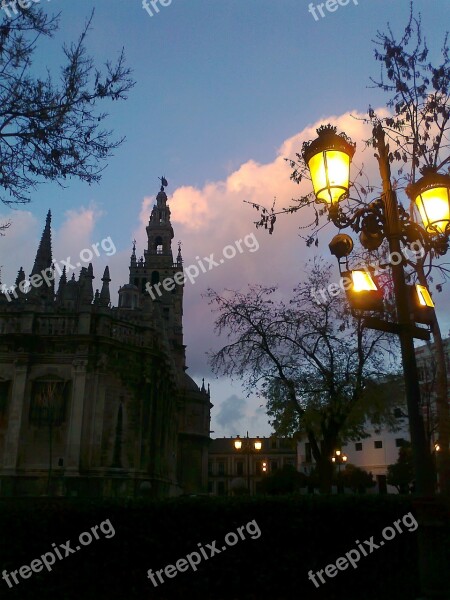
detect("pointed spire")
[56,266,67,305]
[201,378,206,393]
[15,267,26,298]
[177,241,183,265]
[131,239,137,267]
[99,266,111,307]
[79,264,94,305]
[29,210,54,301]
[30,210,52,278]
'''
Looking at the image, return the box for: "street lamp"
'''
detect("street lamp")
[233,432,262,494]
[302,123,450,496]
[332,450,348,494]
[406,170,450,237]
[302,124,355,207]
[302,122,450,598]
[331,449,348,468]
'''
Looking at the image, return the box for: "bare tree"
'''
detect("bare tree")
[246,3,450,496]
[0,6,134,232]
[206,260,399,493]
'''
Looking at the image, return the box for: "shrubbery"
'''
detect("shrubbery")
[0,495,421,599]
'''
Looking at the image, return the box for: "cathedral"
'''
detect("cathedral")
[0,180,212,498]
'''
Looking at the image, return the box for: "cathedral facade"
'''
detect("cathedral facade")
[0,182,211,498]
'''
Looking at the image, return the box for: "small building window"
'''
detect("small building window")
[0,381,10,416]
[393,408,404,419]
[355,442,363,451]
[395,438,405,448]
[270,438,278,449]
[305,443,312,463]
[208,461,213,476]
[218,462,225,476]
[208,482,213,494]
[270,460,278,472]
[217,481,226,496]
[236,461,244,476]
[374,440,383,449]
[151,271,160,285]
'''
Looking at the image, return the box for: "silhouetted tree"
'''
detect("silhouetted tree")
[387,443,415,494]
[0,6,134,232]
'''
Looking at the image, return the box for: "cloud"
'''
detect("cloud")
[216,394,246,433]
[53,205,103,265]
[131,111,386,376]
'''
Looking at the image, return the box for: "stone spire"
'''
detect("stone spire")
[30,210,52,278]
[29,210,54,301]
[131,239,137,267]
[99,266,111,307]
[177,241,183,266]
[79,264,94,305]
[15,267,26,298]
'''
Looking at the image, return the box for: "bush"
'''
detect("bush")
[0,495,423,599]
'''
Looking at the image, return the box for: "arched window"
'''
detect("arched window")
[29,377,70,427]
[155,236,163,254]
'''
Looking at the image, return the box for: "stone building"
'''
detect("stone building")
[208,436,297,495]
[0,181,212,498]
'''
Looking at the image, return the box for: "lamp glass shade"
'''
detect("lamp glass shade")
[254,440,262,451]
[234,439,242,450]
[342,455,348,462]
[351,271,378,292]
[416,284,435,308]
[308,150,351,205]
[415,186,450,235]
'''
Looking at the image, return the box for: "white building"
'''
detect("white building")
[297,409,410,494]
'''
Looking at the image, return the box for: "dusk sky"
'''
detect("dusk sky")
[1,0,449,437]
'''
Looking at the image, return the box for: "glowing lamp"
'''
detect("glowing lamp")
[302,124,356,206]
[351,271,378,292]
[254,438,262,451]
[406,171,450,237]
[343,270,384,312]
[234,436,242,450]
[342,455,348,462]
[416,284,435,308]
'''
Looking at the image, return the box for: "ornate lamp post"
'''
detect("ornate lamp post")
[331,449,348,473]
[234,432,262,494]
[302,123,450,597]
[332,449,348,494]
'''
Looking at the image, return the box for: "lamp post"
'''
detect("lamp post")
[331,449,348,473]
[302,123,450,597]
[234,432,262,494]
[332,449,348,493]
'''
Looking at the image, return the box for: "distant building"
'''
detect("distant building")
[415,336,450,448]
[208,436,296,496]
[0,181,212,498]
[297,406,411,494]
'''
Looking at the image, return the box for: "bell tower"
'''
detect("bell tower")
[145,177,174,267]
[128,177,185,368]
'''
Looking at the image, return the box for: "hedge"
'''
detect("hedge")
[0,496,423,599]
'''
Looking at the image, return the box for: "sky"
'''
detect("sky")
[1,0,449,438]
